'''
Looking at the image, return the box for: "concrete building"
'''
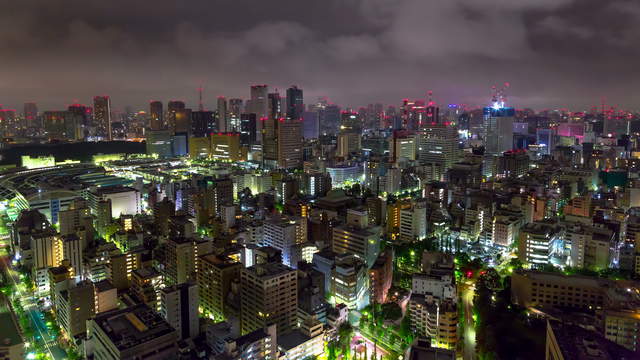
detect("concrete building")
[568,223,615,270]
[240,263,297,335]
[408,294,458,350]
[56,280,95,338]
[210,324,277,360]
[399,199,427,242]
[160,282,199,340]
[31,229,63,297]
[261,216,307,268]
[198,254,241,322]
[277,318,324,360]
[518,222,563,268]
[94,280,118,314]
[88,304,178,360]
[331,253,368,310]
[130,268,163,310]
[332,209,380,267]
[545,320,635,360]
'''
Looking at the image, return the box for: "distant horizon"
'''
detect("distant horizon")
[2,87,636,115]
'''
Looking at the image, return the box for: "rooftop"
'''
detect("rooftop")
[92,304,176,351]
[548,320,635,360]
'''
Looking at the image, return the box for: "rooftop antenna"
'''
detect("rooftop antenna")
[491,85,498,104]
[198,85,204,111]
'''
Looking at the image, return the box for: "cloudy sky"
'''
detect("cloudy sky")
[2,0,640,112]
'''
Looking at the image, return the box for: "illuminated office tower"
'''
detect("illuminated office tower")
[149,100,163,130]
[210,132,244,162]
[483,105,514,154]
[240,263,297,335]
[93,95,112,140]
[417,123,460,181]
[483,92,515,177]
[277,118,303,168]
[337,111,361,158]
[167,100,186,133]
[249,84,268,142]
[228,98,243,131]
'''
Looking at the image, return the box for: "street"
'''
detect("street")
[461,283,476,360]
[1,257,67,360]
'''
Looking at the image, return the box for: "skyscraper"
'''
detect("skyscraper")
[286,85,304,121]
[190,110,215,137]
[483,105,515,155]
[483,97,515,177]
[240,113,257,147]
[249,84,268,142]
[217,96,228,132]
[167,100,186,134]
[93,95,112,140]
[228,98,243,132]
[263,92,282,165]
[149,100,163,130]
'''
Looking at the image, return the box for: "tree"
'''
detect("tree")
[381,303,403,321]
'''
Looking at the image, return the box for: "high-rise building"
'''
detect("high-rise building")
[198,254,241,321]
[160,282,199,340]
[483,100,515,177]
[56,280,95,338]
[263,92,282,164]
[88,304,178,359]
[43,111,78,141]
[408,295,458,350]
[23,101,38,128]
[217,96,228,132]
[228,98,243,131]
[240,263,297,335]
[131,268,163,309]
[249,85,268,142]
[164,237,209,286]
[332,209,380,266]
[277,117,303,168]
[302,111,319,139]
[149,100,163,130]
[189,110,215,137]
[331,253,368,310]
[399,199,427,242]
[261,216,307,268]
[286,85,304,121]
[167,100,186,133]
[240,113,257,147]
[31,229,63,296]
[417,123,460,181]
[211,132,244,162]
[93,95,112,140]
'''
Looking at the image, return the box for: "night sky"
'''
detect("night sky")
[3,0,640,111]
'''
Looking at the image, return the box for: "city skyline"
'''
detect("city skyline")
[4,0,640,110]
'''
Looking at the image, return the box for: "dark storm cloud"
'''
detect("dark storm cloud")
[2,0,640,111]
